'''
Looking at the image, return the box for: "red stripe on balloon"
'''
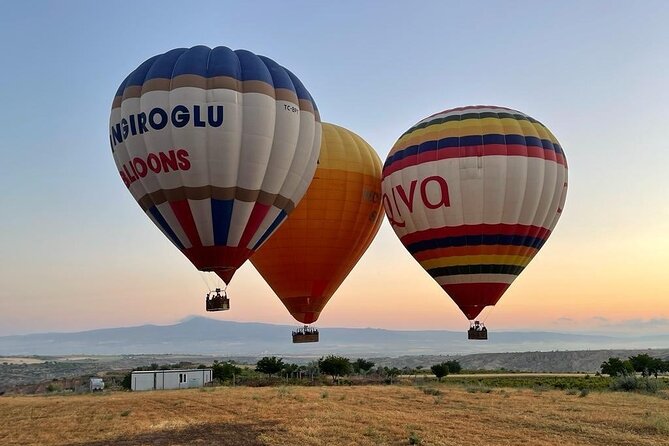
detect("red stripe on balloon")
[238,202,271,249]
[383,144,562,177]
[170,200,202,247]
[400,224,551,246]
[442,282,510,320]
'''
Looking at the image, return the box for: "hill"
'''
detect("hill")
[1,316,668,357]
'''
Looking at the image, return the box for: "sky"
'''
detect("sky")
[0,1,668,336]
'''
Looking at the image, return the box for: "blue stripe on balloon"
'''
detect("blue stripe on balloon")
[170,46,210,78]
[145,47,190,79]
[133,47,278,85]
[211,199,234,246]
[115,47,318,113]
[207,46,242,79]
[147,206,184,250]
[285,68,315,103]
[406,234,547,255]
[235,49,273,84]
[117,54,161,94]
[427,264,525,277]
[258,55,296,94]
[383,134,560,170]
[252,210,288,250]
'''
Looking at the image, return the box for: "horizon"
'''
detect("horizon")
[3,314,667,339]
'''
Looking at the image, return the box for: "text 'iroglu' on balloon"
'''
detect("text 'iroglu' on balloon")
[109,104,224,150]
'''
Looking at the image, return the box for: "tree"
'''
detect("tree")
[255,356,284,377]
[282,363,300,379]
[385,367,401,384]
[600,357,633,377]
[212,360,242,381]
[661,359,669,374]
[352,358,375,374]
[305,361,320,380]
[431,363,449,381]
[630,355,665,378]
[650,358,665,378]
[318,355,352,383]
[445,360,462,374]
[629,354,656,377]
[121,372,132,390]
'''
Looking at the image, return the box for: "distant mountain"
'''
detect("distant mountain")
[1,316,668,357]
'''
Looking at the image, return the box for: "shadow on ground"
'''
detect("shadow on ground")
[63,420,284,446]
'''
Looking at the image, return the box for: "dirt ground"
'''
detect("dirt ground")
[1,385,668,446]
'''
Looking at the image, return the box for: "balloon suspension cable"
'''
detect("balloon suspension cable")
[481,305,497,325]
[199,272,212,292]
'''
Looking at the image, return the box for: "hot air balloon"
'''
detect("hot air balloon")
[109,46,321,311]
[251,123,383,342]
[382,106,568,339]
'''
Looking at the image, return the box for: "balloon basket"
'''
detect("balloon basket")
[292,326,319,343]
[467,328,488,340]
[205,289,230,312]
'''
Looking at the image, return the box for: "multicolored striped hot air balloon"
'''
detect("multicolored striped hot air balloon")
[109,46,321,309]
[251,123,383,342]
[382,106,567,336]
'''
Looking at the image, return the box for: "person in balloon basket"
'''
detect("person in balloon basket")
[471,321,487,332]
[206,288,227,311]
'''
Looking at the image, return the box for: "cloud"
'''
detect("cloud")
[600,318,669,329]
[550,317,669,334]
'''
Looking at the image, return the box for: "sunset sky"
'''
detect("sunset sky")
[1,1,668,336]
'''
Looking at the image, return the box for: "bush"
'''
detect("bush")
[421,387,442,396]
[46,383,61,393]
[466,385,492,394]
[431,363,449,381]
[408,431,422,445]
[610,376,662,393]
[610,375,639,391]
[440,375,611,391]
[644,379,661,393]
[277,386,291,397]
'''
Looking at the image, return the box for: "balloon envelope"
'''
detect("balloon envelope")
[382,106,568,320]
[109,46,321,284]
[251,123,383,323]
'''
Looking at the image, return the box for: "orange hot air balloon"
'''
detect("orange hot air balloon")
[251,123,383,341]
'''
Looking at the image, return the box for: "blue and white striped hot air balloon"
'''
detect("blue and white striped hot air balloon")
[109,46,321,287]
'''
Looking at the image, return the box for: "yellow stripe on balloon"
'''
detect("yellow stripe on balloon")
[419,254,533,270]
[392,117,559,152]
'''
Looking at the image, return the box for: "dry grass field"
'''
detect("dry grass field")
[1,385,668,446]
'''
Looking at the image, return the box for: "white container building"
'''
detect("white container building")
[130,369,213,391]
